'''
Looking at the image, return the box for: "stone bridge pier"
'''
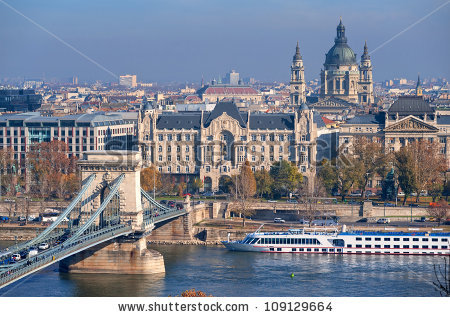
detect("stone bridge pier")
[60,151,164,275]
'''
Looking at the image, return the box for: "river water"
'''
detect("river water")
[0,241,444,297]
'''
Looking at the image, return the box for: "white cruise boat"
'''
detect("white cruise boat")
[222,225,450,256]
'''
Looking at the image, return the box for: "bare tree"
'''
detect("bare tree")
[428,200,450,225]
[297,178,327,226]
[433,256,450,296]
[231,161,256,227]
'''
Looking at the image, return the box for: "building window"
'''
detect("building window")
[177,134,181,141]
[252,135,257,141]
[177,166,180,172]
[158,146,162,152]
[186,155,189,161]
[168,155,172,161]
[261,135,266,141]
[177,146,180,152]
[186,166,189,173]
[158,155,162,161]
[186,146,190,152]
[206,166,211,172]
[167,134,172,141]
[167,166,171,172]
[158,134,163,141]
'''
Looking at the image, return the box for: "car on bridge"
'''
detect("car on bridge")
[160,200,168,205]
[298,219,310,225]
[11,254,21,261]
[274,218,285,223]
[176,203,183,210]
[38,243,49,250]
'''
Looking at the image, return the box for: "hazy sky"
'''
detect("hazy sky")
[0,0,449,84]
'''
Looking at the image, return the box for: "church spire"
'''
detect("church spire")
[361,40,370,60]
[293,41,302,61]
[416,74,423,96]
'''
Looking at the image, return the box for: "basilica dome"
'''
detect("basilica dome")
[324,19,357,66]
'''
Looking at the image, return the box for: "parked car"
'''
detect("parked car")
[415,217,427,222]
[17,216,26,221]
[350,191,362,197]
[38,243,49,250]
[384,203,396,207]
[274,218,285,223]
[409,203,420,207]
[11,254,21,261]
[397,192,405,196]
[0,216,9,223]
[377,218,390,224]
[160,200,168,205]
[214,190,225,195]
[356,218,368,223]
[298,218,310,225]
[287,199,298,203]
[202,191,214,197]
[267,200,277,203]
[27,215,36,221]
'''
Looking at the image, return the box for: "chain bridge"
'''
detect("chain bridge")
[0,151,190,289]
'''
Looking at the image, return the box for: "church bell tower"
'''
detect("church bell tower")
[358,41,374,105]
[290,42,306,106]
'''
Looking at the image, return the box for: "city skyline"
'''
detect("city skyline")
[0,0,449,83]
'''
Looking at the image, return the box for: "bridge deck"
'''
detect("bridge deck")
[0,224,132,289]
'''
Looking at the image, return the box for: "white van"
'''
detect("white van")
[377,218,390,224]
[28,249,38,257]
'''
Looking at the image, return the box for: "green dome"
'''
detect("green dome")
[324,20,357,66]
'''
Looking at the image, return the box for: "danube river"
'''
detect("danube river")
[0,241,444,297]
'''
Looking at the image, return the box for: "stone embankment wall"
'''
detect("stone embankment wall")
[0,224,45,240]
[226,201,429,219]
[0,200,69,219]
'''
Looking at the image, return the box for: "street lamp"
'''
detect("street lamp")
[410,204,413,223]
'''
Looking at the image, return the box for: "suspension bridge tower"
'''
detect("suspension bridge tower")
[60,151,165,274]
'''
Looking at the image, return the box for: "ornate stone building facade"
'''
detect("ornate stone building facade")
[138,102,319,191]
[339,96,450,168]
[319,19,374,106]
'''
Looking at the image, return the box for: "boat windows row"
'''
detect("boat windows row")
[245,237,321,245]
[355,237,448,242]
